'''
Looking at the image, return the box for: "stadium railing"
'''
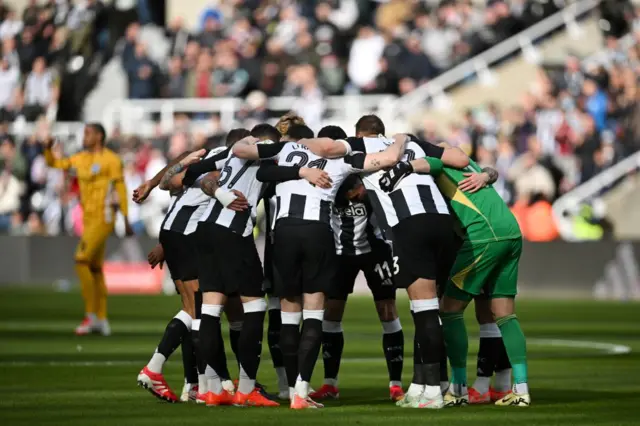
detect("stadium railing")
[552,151,640,241]
[377,0,601,121]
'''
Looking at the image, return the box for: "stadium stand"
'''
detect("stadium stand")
[0,0,638,240]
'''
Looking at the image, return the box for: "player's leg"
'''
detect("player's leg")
[73,226,102,335]
[267,295,288,399]
[365,245,405,401]
[233,236,278,407]
[469,296,500,404]
[490,239,530,407]
[310,254,358,400]
[137,279,188,403]
[88,225,113,336]
[179,278,199,402]
[392,214,448,409]
[191,286,208,403]
[441,241,504,406]
[225,294,243,370]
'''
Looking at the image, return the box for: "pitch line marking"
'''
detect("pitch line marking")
[0,338,630,366]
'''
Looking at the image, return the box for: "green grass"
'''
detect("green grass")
[1,288,640,425]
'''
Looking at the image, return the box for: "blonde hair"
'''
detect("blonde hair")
[275,112,305,136]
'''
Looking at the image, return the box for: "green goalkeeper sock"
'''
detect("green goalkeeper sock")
[440,312,467,385]
[496,314,528,384]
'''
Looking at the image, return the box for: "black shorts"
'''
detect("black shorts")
[392,213,456,289]
[329,240,396,301]
[272,218,336,298]
[159,230,198,282]
[262,233,275,295]
[195,222,264,297]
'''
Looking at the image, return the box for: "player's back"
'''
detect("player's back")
[437,160,521,243]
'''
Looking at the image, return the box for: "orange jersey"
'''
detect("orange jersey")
[45,147,128,226]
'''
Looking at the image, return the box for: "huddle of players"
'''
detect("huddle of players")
[133,113,531,409]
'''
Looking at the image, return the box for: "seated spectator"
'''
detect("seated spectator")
[165,56,186,98]
[347,26,385,93]
[0,10,23,41]
[212,50,249,97]
[123,42,160,99]
[0,58,19,112]
[23,57,59,120]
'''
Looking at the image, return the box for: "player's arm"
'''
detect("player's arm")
[298,137,353,158]
[133,150,192,203]
[378,157,444,193]
[458,166,499,193]
[109,155,134,236]
[43,138,74,169]
[231,136,284,160]
[181,147,230,187]
[256,160,332,188]
[199,171,249,212]
[341,134,408,173]
[415,139,470,169]
[158,149,207,190]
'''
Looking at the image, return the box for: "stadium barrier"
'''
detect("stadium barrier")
[1,236,638,300]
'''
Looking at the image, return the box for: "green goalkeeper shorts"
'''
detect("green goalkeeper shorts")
[444,237,523,302]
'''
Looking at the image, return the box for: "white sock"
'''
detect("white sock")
[205,365,222,394]
[147,352,166,374]
[407,383,425,397]
[423,385,441,399]
[389,381,402,388]
[238,365,255,395]
[472,376,491,394]
[294,380,310,399]
[198,374,207,394]
[494,369,511,392]
[222,380,235,393]
[275,367,288,393]
[289,386,296,400]
[323,378,338,387]
[514,382,529,395]
[450,382,468,396]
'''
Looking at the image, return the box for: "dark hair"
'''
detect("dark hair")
[286,124,314,141]
[87,122,106,143]
[226,128,251,147]
[250,123,281,142]
[355,114,385,136]
[318,125,347,140]
[335,174,362,206]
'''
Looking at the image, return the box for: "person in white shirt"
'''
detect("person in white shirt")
[0,11,23,40]
[347,26,385,90]
[0,58,19,109]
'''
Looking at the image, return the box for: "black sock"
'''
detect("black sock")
[192,329,206,375]
[268,309,284,368]
[382,329,404,383]
[280,324,300,388]
[411,311,424,384]
[440,343,449,383]
[495,337,512,372]
[200,314,227,380]
[298,318,323,383]
[229,326,241,369]
[238,311,265,382]
[157,317,188,358]
[214,324,231,380]
[181,332,198,384]
[414,309,445,386]
[322,329,344,380]
[477,337,499,378]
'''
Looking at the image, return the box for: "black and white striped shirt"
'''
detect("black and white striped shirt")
[347,136,449,232]
[161,147,227,235]
[256,142,364,224]
[198,147,273,237]
[332,199,380,256]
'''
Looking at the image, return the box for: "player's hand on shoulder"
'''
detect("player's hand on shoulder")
[379,161,413,192]
[132,181,153,203]
[458,172,489,193]
[148,244,164,269]
[180,149,207,166]
[300,167,332,189]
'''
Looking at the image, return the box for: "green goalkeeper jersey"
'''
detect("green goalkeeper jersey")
[434,159,521,243]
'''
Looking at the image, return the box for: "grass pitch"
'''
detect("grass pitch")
[1,288,640,426]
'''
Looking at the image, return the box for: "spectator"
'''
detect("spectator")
[165,56,186,98]
[165,17,192,58]
[0,10,23,40]
[212,50,249,97]
[17,29,38,75]
[23,57,59,120]
[186,50,213,98]
[199,15,223,49]
[399,33,437,84]
[347,26,385,93]
[583,78,609,132]
[22,0,40,27]
[123,42,160,99]
[0,57,19,111]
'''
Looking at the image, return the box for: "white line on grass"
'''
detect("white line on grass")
[0,338,630,366]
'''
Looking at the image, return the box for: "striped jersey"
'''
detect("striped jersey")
[347,136,449,232]
[199,148,272,237]
[257,141,364,224]
[161,147,227,235]
[331,199,380,256]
